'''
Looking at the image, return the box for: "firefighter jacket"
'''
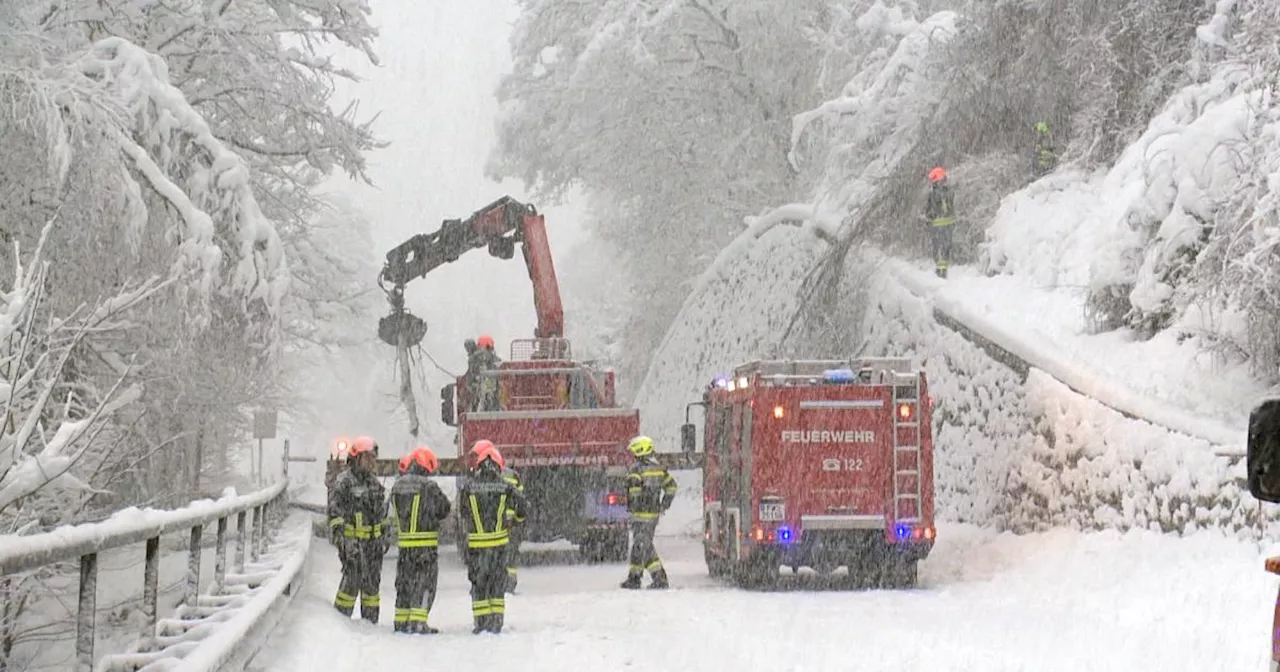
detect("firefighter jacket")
[627,458,677,522]
[500,468,526,524]
[389,473,452,548]
[328,469,389,540]
[459,470,527,549]
[925,184,955,227]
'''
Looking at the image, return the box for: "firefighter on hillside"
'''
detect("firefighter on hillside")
[501,464,526,593]
[459,440,527,633]
[390,446,451,634]
[1032,121,1057,177]
[327,435,389,624]
[466,334,502,412]
[621,435,676,590]
[924,166,956,279]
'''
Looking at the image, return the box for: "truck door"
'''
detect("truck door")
[711,403,735,550]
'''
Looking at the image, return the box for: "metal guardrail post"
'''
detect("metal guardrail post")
[76,553,98,672]
[213,516,228,593]
[186,525,202,608]
[236,510,248,573]
[251,505,264,562]
[142,537,159,651]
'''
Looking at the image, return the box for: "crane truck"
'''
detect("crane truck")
[323,196,697,562]
[682,357,936,589]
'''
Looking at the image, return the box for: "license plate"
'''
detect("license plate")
[759,502,785,522]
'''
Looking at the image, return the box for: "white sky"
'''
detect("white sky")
[322,0,586,375]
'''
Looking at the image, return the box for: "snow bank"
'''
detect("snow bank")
[1014,369,1267,536]
[0,483,285,575]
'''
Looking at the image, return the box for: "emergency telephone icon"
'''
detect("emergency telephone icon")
[821,458,841,472]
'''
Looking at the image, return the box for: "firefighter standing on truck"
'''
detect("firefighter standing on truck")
[501,464,526,593]
[459,440,527,634]
[389,446,451,634]
[621,435,676,590]
[327,436,388,624]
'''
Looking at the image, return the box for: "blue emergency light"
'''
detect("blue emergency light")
[712,375,730,388]
[777,526,793,543]
[894,523,911,541]
[823,368,855,384]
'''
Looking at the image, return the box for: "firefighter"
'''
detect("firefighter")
[461,338,478,410]
[327,435,389,624]
[1032,121,1057,177]
[467,335,502,412]
[501,464,526,593]
[390,446,451,634]
[924,166,956,279]
[621,435,676,590]
[459,440,527,633]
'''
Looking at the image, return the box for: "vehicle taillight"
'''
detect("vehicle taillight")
[605,493,624,506]
[773,405,784,419]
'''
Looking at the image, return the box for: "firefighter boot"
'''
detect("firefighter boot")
[360,605,379,625]
[505,569,518,593]
[648,568,670,590]
[620,573,642,589]
[489,612,504,634]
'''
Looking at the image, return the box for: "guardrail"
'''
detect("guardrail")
[0,482,289,671]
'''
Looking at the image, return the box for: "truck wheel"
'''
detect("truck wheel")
[881,557,918,589]
[733,552,779,590]
[604,531,629,562]
[704,544,729,578]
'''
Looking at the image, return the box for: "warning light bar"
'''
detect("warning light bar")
[823,368,855,383]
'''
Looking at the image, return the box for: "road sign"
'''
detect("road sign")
[253,410,278,439]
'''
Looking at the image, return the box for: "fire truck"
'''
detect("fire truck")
[681,357,936,588]
[324,196,693,561]
[1245,398,1280,672]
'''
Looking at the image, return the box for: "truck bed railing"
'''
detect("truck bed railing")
[510,337,572,360]
[466,407,639,421]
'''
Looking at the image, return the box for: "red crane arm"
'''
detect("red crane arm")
[379,196,565,339]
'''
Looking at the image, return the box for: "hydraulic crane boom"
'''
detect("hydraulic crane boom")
[377,195,565,346]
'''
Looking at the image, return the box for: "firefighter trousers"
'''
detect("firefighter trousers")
[931,224,954,278]
[467,546,508,633]
[626,519,665,580]
[393,547,439,632]
[334,538,383,622]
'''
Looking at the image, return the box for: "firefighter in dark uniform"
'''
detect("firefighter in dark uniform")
[327,435,389,623]
[468,334,502,411]
[459,440,527,633]
[924,166,956,279]
[621,435,676,590]
[501,465,526,593]
[390,446,451,634]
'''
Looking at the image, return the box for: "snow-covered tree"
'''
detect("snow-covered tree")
[490,0,838,394]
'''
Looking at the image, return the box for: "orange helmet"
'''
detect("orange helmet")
[477,334,494,350]
[411,446,439,474]
[928,166,947,183]
[349,435,378,457]
[468,439,504,471]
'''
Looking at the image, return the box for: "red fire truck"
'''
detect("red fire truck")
[682,357,936,588]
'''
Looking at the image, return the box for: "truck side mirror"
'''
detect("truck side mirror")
[1248,399,1280,503]
[441,383,456,427]
[680,423,697,454]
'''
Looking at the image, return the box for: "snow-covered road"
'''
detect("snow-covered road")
[253,526,1275,671]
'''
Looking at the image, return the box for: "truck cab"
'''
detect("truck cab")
[682,357,936,588]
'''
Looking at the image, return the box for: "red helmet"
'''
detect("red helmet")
[928,166,947,183]
[468,439,504,470]
[349,436,378,457]
[477,334,495,350]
